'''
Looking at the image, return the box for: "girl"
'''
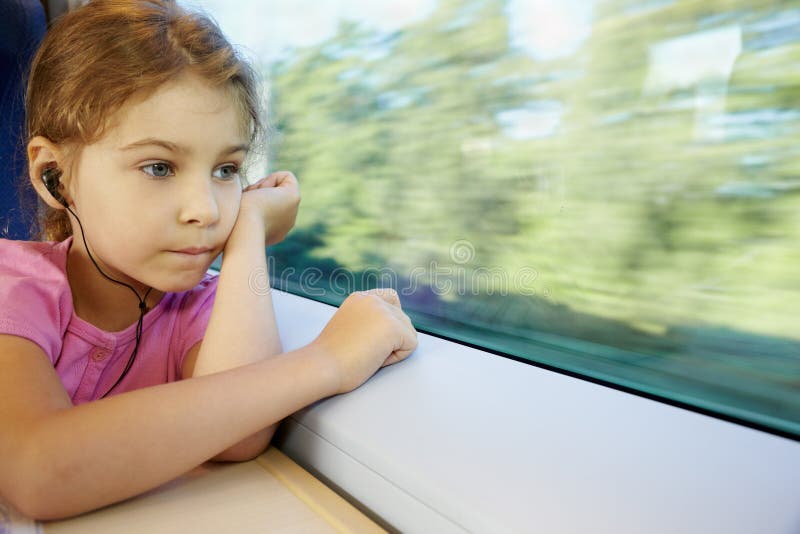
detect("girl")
[0,0,417,520]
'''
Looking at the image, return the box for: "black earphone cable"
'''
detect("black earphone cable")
[62,194,153,398]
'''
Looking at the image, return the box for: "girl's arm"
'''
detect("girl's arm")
[0,333,339,521]
[186,210,284,461]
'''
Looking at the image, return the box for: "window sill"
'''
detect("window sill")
[268,289,800,533]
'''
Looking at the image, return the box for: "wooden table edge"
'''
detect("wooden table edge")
[255,447,387,534]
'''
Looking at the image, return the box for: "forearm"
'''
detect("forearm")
[196,212,282,460]
[196,211,282,375]
[16,345,338,520]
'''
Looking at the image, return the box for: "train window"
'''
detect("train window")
[191,0,799,437]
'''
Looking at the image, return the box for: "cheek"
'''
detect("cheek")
[80,191,129,230]
[74,161,140,225]
[96,194,148,229]
[219,188,242,226]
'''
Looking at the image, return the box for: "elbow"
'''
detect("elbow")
[1,449,51,521]
[4,476,77,522]
[210,424,278,463]
[2,487,37,521]
[213,448,262,463]
[10,497,54,523]
[211,448,260,463]
[4,479,62,522]
[211,436,270,463]
[7,472,115,522]
[3,441,87,521]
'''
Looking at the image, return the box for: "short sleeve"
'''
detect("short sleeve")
[174,272,219,379]
[0,240,71,363]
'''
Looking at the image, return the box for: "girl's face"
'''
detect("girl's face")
[66,72,247,292]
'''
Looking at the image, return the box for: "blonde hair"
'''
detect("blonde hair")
[24,0,265,241]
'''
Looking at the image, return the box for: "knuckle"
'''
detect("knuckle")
[343,292,361,305]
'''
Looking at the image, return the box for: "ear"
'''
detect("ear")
[28,136,73,210]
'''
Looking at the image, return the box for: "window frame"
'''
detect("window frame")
[264,286,800,533]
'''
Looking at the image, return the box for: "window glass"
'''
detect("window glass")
[194,0,800,438]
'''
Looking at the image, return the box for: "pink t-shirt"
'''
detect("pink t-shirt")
[0,235,219,404]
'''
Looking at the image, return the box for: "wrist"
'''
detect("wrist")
[225,210,267,253]
[306,340,342,397]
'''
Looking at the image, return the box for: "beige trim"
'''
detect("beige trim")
[255,448,387,534]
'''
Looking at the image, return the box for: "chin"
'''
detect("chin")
[156,270,212,293]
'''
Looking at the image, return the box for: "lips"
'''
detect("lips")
[172,246,213,255]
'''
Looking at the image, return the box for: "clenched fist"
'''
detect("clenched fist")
[238,171,300,247]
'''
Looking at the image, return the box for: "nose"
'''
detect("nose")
[177,178,220,227]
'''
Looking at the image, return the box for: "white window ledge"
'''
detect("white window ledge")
[267,289,800,534]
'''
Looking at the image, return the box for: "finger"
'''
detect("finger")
[403,313,417,337]
[384,307,417,343]
[381,338,418,367]
[356,289,413,332]
[273,171,299,190]
[396,312,417,340]
[259,174,280,187]
[243,181,263,192]
[264,171,291,186]
[364,287,401,308]
[383,301,413,330]
[245,174,279,191]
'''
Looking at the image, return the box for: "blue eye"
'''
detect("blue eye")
[213,164,240,181]
[141,162,173,178]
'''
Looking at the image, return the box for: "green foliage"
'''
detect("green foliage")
[265,0,800,434]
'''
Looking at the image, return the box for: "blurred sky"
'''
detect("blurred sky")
[181,0,595,141]
[183,0,594,64]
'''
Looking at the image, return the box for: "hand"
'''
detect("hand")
[312,288,419,395]
[239,171,301,247]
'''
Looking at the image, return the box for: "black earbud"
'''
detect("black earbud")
[42,167,69,208]
[42,167,153,398]
[40,164,152,397]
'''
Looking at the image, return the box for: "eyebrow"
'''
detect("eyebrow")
[120,137,249,155]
